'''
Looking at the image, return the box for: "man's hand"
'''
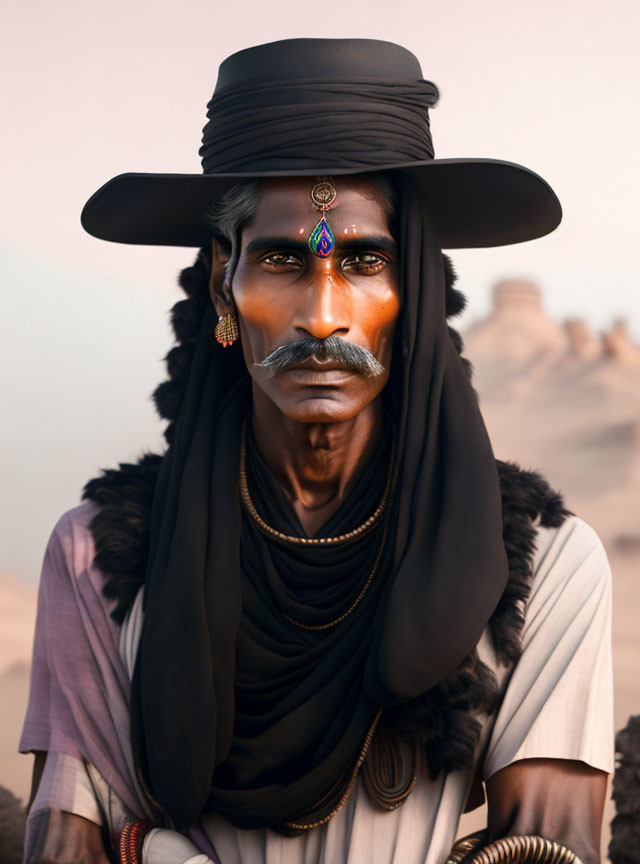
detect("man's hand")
[25,809,112,864]
[486,758,608,864]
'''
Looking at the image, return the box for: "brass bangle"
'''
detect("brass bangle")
[447,831,584,864]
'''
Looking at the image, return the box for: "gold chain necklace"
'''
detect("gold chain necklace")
[239,418,395,631]
[284,709,383,831]
[239,419,395,547]
[281,511,389,631]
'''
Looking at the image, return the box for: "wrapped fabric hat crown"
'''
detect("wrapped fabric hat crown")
[81,37,561,248]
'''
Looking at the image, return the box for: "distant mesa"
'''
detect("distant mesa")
[602,319,640,365]
[465,280,640,369]
[464,280,567,377]
[463,279,640,518]
[565,318,600,359]
[492,279,542,310]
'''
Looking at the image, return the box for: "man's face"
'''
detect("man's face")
[231,176,400,424]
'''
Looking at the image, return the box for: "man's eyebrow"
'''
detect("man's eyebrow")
[244,235,397,257]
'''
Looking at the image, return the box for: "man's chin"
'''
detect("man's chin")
[272,392,367,425]
[250,373,387,425]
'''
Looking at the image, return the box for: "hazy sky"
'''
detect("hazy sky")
[2,0,639,582]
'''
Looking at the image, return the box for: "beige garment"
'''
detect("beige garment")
[117,515,614,864]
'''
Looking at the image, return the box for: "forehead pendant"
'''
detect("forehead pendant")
[308,177,337,258]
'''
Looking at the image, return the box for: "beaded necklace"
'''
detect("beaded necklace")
[239,418,395,630]
[239,418,395,547]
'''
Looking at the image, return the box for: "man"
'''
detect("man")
[21,39,613,864]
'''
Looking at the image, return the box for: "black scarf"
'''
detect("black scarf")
[84,179,569,831]
[206,419,394,829]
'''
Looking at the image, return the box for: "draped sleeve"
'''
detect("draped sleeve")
[19,503,151,822]
[482,515,614,780]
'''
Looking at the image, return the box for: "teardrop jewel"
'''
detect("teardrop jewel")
[308,214,335,258]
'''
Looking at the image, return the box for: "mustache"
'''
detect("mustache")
[255,335,385,378]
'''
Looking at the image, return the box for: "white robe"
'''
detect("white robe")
[23,508,614,864]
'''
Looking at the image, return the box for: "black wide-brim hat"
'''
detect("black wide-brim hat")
[81,38,562,249]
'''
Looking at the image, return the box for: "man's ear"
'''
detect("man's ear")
[209,238,233,316]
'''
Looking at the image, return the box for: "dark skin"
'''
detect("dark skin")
[212,177,400,535]
[487,759,607,864]
[27,177,608,862]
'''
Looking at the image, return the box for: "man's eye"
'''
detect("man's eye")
[262,252,302,268]
[341,253,388,274]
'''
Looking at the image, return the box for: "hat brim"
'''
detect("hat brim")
[80,158,561,249]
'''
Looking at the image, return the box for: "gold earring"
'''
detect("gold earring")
[214,312,239,347]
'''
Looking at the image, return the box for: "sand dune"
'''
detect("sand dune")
[0,576,37,803]
[0,576,36,677]
[1,665,32,805]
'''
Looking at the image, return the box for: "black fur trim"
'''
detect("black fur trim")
[387,650,499,778]
[178,246,213,303]
[443,256,466,319]
[171,298,204,345]
[489,461,570,664]
[166,345,192,381]
[82,447,569,775]
[83,454,162,623]
[81,248,570,782]
[385,460,571,778]
[152,378,184,423]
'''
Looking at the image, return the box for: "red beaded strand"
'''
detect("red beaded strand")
[118,820,153,864]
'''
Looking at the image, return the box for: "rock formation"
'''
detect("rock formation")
[603,319,640,365]
[565,318,600,359]
[464,280,640,517]
[464,280,567,392]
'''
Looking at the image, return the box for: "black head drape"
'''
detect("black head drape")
[131,174,509,831]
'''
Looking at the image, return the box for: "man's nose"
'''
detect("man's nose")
[292,266,350,341]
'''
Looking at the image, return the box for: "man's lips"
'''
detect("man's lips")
[283,357,357,384]
[287,356,356,373]
[286,369,355,385]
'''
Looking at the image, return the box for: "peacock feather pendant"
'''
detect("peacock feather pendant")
[308,213,335,257]
[308,177,337,258]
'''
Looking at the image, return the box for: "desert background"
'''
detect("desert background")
[1,0,638,859]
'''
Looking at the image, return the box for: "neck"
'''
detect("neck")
[251,387,385,537]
